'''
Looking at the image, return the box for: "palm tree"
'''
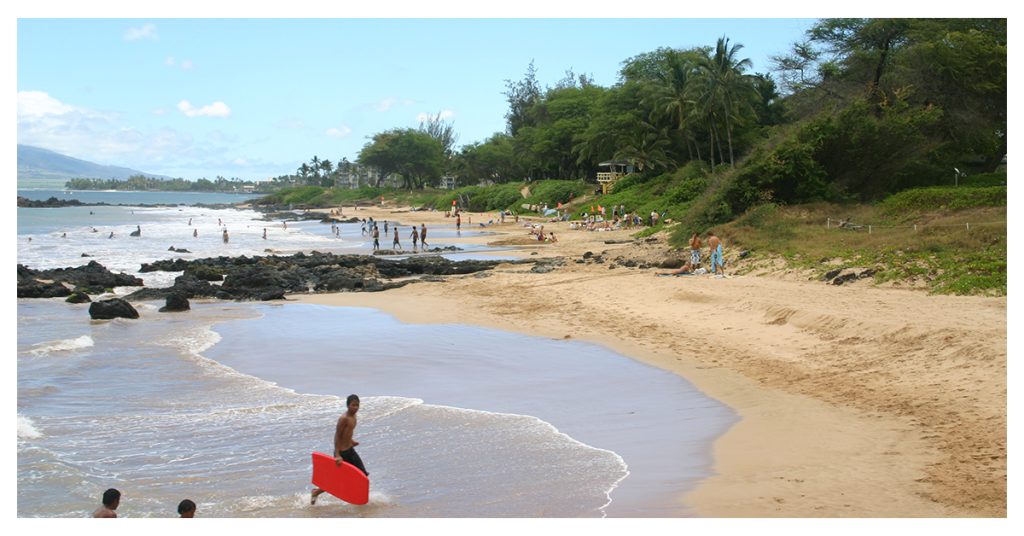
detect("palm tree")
[647,50,704,164]
[614,121,673,173]
[310,155,322,184]
[319,159,334,187]
[696,37,757,169]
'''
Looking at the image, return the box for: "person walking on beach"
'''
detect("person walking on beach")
[177,499,196,518]
[393,227,401,250]
[419,224,428,248]
[92,488,120,518]
[372,225,380,251]
[311,394,368,505]
[707,232,725,276]
[410,226,418,250]
[689,232,702,268]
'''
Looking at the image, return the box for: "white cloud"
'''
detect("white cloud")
[18,91,194,169]
[416,109,456,123]
[177,100,231,118]
[180,59,194,70]
[326,126,353,138]
[18,91,78,118]
[124,23,158,41]
[17,90,270,179]
[165,56,176,66]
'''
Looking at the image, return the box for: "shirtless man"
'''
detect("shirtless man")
[419,224,428,248]
[707,232,724,275]
[92,488,120,518]
[311,394,367,504]
[689,233,702,267]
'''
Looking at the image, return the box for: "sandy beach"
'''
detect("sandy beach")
[294,203,1006,517]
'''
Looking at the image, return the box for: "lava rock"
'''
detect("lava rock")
[89,298,139,320]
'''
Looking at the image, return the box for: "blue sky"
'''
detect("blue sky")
[16,17,821,180]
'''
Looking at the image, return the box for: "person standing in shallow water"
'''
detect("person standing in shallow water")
[393,227,401,250]
[410,226,418,250]
[92,488,120,518]
[372,225,380,251]
[419,224,428,248]
[311,394,368,505]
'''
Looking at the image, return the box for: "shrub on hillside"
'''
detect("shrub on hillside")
[880,185,1007,215]
[522,180,590,207]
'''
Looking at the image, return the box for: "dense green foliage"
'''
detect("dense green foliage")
[357,129,446,189]
[250,19,1005,295]
[65,175,264,192]
[255,186,329,206]
[879,185,1006,215]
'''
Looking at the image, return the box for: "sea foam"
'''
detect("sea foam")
[29,335,94,357]
[18,414,42,439]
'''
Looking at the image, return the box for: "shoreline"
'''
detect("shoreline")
[289,203,1006,517]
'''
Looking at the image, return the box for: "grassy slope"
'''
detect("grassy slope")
[255,174,1007,296]
[715,190,1006,296]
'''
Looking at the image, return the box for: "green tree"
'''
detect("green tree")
[504,60,542,137]
[695,36,757,169]
[358,128,446,189]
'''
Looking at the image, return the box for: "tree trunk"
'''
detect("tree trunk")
[726,116,735,168]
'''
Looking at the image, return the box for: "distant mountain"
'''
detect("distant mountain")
[17,145,174,188]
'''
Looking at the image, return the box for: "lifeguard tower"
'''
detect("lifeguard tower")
[596,160,635,194]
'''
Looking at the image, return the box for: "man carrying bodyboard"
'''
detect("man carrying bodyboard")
[311,394,369,505]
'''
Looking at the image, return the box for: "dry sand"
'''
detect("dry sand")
[294,203,1006,517]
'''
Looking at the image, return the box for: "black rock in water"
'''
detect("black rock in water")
[18,261,143,295]
[65,291,92,304]
[159,292,190,312]
[127,251,525,301]
[89,298,139,320]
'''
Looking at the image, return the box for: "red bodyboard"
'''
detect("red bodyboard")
[311,451,370,505]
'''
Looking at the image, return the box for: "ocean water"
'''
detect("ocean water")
[16,192,738,517]
[18,188,265,206]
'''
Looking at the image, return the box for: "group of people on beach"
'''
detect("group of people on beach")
[91,488,196,518]
[366,218,429,252]
[566,204,667,232]
[657,231,726,276]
